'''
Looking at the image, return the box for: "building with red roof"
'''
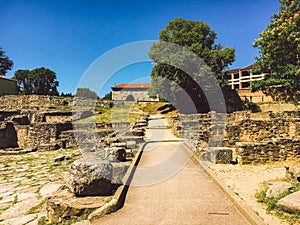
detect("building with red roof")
[111,83,159,102]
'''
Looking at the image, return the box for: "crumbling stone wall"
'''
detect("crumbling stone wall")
[236,139,300,164]
[172,110,300,164]
[0,95,113,109]
[0,95,73,108]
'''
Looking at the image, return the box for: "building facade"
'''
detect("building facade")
[224,64,265,90]
[224,64,273,103]
[0,76,18,96]
[111,83,159,102]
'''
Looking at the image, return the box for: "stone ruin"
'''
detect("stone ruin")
[170,110,300,165]
[47,115,150,223]
[0,108,92,152]
[0,95,146,153]
[0,95,151,223]
[65,114,150,197]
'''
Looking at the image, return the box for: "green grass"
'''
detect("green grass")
[256,182,300,224]
[13,195,18,205]
[75,102,142,123]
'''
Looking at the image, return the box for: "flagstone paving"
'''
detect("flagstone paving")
[0,148,82,224]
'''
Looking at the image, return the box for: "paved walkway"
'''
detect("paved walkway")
[92,115,251,225]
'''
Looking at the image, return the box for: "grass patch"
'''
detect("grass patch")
[26,198,48,215]
[256,182,300,224]
[13,195,18,205]
[75,102,140,123]
[26,175,34,180]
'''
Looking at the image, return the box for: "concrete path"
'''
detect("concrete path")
[92,115,251,225]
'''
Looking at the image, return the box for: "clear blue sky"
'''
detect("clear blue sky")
[0,0,280,97]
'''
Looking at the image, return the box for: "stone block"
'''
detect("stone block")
[266,182,292,198]
[203,147,233,164]
[126,141,136,149]
[285,163,300,182]
[46,186,110,224]
[277,190,300,214]
[67,158,115,197]
[105,147,126,162]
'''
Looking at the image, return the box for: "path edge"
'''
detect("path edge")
[182,142,266,225]
[88,139,184,223]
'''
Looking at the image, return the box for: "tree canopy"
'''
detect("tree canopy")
[13,67,59,95]
[252,0,300,102]
[0,48,13,76]
[75,88,99,99]
[148,18,239,113]
[102,91,112,100]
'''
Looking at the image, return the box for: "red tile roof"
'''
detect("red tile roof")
[112,83,152,89]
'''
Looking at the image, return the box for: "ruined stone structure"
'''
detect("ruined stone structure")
[0,108,93,151]
[0,95,113,109]
[0,95,148,153]
[171,110,300,164]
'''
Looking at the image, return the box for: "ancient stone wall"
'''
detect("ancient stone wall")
[236,139,300,164]
[0,95,113,109]
[0,95,73,108]
[172,110,300,164]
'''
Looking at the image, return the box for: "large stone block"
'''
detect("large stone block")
[46,186,110,224]
[67,158,115,197]
[285,163,300,182]
[277,190,300,214]
[105,147,126,162]
[266,182,292,198]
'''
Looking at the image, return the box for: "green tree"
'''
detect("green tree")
[148,18,238,113]
[252,0,300,102]
[13,67,59,95]
[60,92,73,97]
[75,88,99,99]
[30,68,59,95]
[103,91,112,100]
[0,48,13,76]
[14,70,32,94]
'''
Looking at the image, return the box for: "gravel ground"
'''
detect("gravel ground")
[208,162,293,225]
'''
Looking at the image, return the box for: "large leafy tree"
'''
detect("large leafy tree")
[252,0,300,102]
[0,48,13,76]
[13,67,59,95]
[148,18,238,113]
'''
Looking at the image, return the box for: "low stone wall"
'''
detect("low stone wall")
[0,95,113,109]
[172,110,300,164]
[0,95,73,108]
[236,139,300,164]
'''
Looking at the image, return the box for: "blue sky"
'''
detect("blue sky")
[0,0,280,96]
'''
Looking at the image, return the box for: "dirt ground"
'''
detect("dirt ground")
[208,161,298,225]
